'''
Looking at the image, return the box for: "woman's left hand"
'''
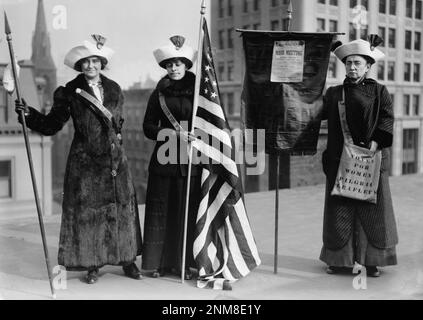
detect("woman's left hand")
[177,130,196,143]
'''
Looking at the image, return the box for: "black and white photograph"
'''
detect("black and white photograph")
[0,0,422,310]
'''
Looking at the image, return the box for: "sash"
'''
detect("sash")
[76,88,113,123]
[158,92,185,132]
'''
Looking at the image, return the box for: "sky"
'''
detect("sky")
[0,0,211,89]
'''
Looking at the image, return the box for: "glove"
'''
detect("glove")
[176,129,196,142]
[15,98,30,116]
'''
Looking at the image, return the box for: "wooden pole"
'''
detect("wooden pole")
[181,0,206,284]
[4,11,56,298]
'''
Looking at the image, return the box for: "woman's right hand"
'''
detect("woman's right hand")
[15,98,30,116]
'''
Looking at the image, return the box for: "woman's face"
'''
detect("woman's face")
[165,59,187,81]
[345,55,371,80]
[81,56,102,80]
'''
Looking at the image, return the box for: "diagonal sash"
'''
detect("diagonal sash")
[158,92,185,132]
[76,88,113,123]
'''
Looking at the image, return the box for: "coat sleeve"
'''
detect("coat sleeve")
[371,85,394,149]
[320,86,331,121]
[22,86,71,136]
[143,89,168,140]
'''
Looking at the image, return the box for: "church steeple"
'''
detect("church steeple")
[31,0,57,107]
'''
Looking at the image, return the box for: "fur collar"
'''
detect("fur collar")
[156,71,195,97]
[66,73,122,104]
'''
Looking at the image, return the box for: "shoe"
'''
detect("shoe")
[366,266,381,277]
[122,263,143,280]
[326,266,342,274]
[85,268,98,284]
[149,268,166,278]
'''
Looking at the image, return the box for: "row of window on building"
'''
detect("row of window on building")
[218,0,291,18]
[319,0,423,19]
[378,61,421,82]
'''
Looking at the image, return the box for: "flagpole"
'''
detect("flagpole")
[274,0,294,275]
[181,0,206,284]
[4,11,56,298]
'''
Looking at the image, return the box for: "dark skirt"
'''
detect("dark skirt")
[320,215,397,267]
[141,173,201,271]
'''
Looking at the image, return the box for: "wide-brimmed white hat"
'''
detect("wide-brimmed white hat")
[334,38,385,64]
[153,35,197,69]
[64,35,114,71]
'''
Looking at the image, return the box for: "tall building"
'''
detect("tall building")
[211,0,423,192]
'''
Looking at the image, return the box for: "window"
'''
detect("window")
[227,92,235,115]
[406,0,413,18]
[378,26,386,46]
[0,88,8,124]
[417,0,422,19]
[389,0,396,15]
[329,20,338,32]
[271,20,280,31]
[414,63,420,81]
[378,61,385,80]
[404,62,411,81]
[253,0,260,11]
[327,56,337,78]
[272,0,280,6]
[227,0,233,16]
[413,95,420,115]
[330,0,338,5]
[404,94,411,115]
[243,24,250,30]
[405,30,412,49]
[218,30,225,49]
[243,0,249,13]
[227,61,234,81]
[0,160,12,199]
[388,61,395,80]
[361,0,368,9]
[360,25,368,40]
[350,0,358,8]
[379,0,387,13]
[317,18,326,32]
[227,29,234,49]
[253,23,261,30]
[218,0,224,18]
[282,18,290,30]
[415,31,421,50]
[349,23,356,40]
[317,0,325,4]
[388,28,396,48]
[218,62,224,81]
[402,129,418,174]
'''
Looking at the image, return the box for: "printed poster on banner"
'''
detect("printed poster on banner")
[270,40,305,83]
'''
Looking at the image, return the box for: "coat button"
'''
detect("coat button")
[117,133,122,141]
[111,143,115,150]
[111,170,117,177]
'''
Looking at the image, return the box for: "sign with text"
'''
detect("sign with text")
[270,40,305,82]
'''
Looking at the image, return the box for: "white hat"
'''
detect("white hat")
[153,35,197,69]
[64,35,114,71]
[334,38,385,64]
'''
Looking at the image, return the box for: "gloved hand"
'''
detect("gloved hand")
[176,129,196,143]
[15,98,30,116]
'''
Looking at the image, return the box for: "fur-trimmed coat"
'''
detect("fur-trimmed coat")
[321,78,398,250]
[23,73,142,270]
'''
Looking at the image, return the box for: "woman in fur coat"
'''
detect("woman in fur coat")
[142,36,200,279]
[15,35,143,284]
[320,36,398,277]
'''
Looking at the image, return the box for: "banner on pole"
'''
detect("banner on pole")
[239,31,340,155]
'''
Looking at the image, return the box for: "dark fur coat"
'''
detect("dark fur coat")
[24,73,142,270]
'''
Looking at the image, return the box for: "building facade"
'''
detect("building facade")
[0,61,52,218]
[211,0,423,191]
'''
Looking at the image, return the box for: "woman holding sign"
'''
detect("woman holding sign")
[15,35,143,284]
[319,36,398,277]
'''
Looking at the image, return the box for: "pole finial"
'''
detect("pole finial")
[4,11,11,35]
[200,0,206,14]
[286,0,293,31]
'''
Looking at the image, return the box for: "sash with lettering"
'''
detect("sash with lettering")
[75,88,114,125]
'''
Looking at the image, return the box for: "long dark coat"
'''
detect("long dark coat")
[142,71,201,271]
[321,78,398,250]
[23,73,142,270]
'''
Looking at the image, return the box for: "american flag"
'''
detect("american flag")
[191,19,261,290]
